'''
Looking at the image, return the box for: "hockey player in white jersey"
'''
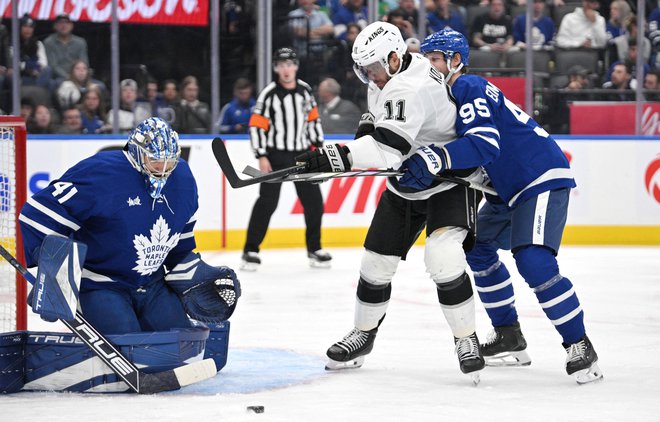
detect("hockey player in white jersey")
[19,117,241,336]
[295,22,485,382]
[399,29,602,384]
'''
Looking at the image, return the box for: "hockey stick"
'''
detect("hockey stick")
[212,137,307,188]
[0,244,217,394]
[242,165,498,196]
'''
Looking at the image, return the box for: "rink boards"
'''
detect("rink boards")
[23,134,660,248]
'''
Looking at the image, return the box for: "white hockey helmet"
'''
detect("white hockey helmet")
[352,21,407,84]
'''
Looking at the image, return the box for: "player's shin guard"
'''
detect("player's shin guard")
[436,273,485,381]
[514,246,585,345]
[468,241,519,327]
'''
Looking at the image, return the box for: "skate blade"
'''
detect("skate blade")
[325,356,365,371]
[574,361,604,385]
[309,259,331,269]
[469,371,481,386]
[485,350,532,367]
[240,262,259,272]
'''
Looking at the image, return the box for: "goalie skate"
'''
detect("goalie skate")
[454,333,485,385]
[564,335,603,385]
[325,327,377,370]
[481,322,532,367]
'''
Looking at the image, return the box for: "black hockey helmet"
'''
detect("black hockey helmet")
[273,47,299,65]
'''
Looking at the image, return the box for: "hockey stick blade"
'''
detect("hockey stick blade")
[212,137,307,188]
[242,165,497,195]
[0,245,216,394]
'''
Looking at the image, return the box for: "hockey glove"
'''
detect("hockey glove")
[399,146,449,190]
[295,144,351,173]
[355,112,375,139]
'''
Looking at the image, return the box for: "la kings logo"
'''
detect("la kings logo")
[132,215,180,275]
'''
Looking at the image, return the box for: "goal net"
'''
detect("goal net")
[0,116,27,332]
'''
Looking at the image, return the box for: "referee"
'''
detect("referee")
[241,47,332,271]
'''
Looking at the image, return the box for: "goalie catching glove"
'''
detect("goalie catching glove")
[295,144,351,173]
[165,252,241,323]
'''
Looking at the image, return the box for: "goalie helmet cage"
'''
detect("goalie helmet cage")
[0,116,27,332]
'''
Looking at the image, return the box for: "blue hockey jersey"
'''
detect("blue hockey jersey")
[19,150,198,291]
[443,74,575,207]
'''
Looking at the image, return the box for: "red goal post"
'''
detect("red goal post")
[0,116,27,332]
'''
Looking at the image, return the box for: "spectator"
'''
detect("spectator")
[20,97,35,121]
[288,0,335,58]
[612,16,651,64]
[27,104,57,134]
[606,0,631,42]
[18,14,53,91]
[555,0,607,49]
[601,61,635,100]
[644,69,660,101]
[512,0,556,50]
[0,23,9,104]
[80,86,111,134]
[470,0,515,52]
[155,79,179,126]
[55,60,104,109]
[317,77,362,134]
[218,77,255,134]
[391,0,419,30]
[332,0,368,40]
[427,0,467,37]
[57,106,84,134]
[566,65,592,90]
[175,76,211,134]
[387,8,418,40]
[43,14,89,83]
[606,37,650,83]
[107,78,151,133]
[649,7,660,68]
[338,23,368,111]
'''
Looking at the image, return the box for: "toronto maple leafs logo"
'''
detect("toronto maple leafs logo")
[132,215,180,276]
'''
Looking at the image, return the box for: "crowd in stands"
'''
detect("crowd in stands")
[1,0,660,135]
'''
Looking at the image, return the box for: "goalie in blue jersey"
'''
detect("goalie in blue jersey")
[19,117,241,336]
[399,29,602,384]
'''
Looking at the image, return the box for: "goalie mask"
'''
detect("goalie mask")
[352,21,407,84]
[126,117,181,199]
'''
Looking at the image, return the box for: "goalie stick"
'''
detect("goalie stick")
[213,137,496,195]
[0,245,217,394]
[241,165,498,196]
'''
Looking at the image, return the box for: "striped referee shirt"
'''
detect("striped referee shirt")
[249,80,324,157]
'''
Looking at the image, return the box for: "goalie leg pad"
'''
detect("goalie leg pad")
[32,235,87,322]
[166,252,241,322]
[203,322,231,372]
[0,332,28,394]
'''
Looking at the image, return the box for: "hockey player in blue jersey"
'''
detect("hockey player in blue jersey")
[399,29,603,384]
[19,117,241,336]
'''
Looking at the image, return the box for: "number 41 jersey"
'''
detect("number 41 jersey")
[19,150,198,291]
[446,74,576,207]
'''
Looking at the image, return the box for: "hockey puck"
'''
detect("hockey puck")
[247,405,265,413]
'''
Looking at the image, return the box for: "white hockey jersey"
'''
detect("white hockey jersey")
[347,53,482,200]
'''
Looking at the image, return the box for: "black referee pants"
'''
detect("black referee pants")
[244,150,324,254]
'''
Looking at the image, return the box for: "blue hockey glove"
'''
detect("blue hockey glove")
[295,144,351,173]
[399,146,449,190]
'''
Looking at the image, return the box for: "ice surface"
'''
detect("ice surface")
[3,246,659,421]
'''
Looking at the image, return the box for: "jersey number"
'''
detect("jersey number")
[384,100,406,122]
[459,97,550,138]
[51,181,78,204]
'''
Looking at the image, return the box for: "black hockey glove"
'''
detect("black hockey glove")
[355,112,375,139]
[295,144,351,173]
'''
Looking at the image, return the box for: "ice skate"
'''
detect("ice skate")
[308,249,332,268]
[454,332,485,385]
[325,327,377,370]
[564,335,603,384]
[240,252,261,271]
[481,322,532,367]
